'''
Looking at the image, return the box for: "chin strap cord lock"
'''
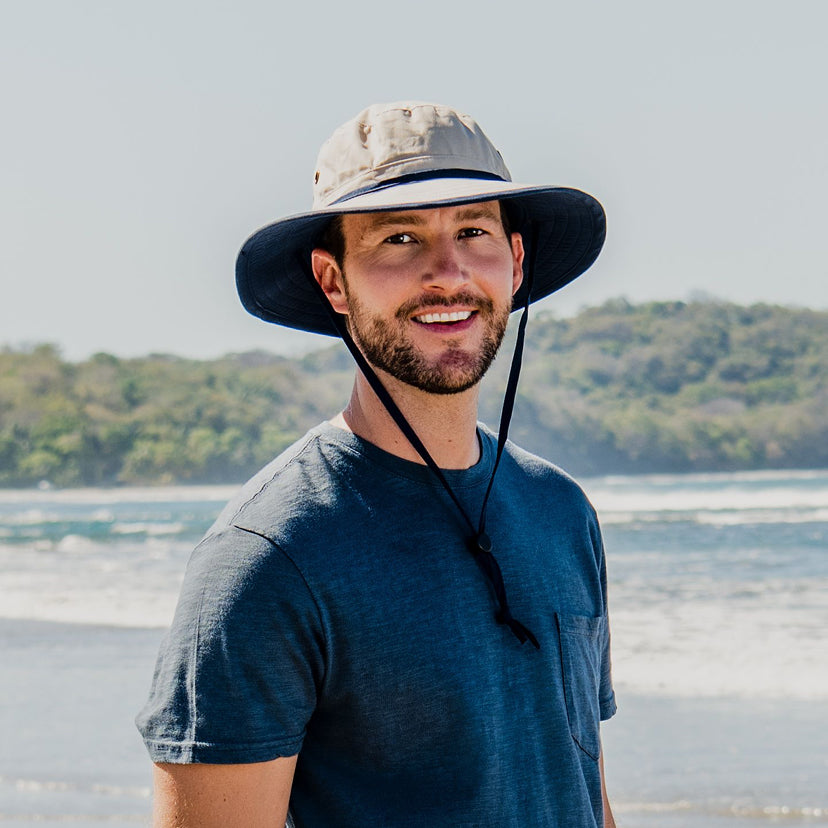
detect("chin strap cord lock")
[469,531,540,649]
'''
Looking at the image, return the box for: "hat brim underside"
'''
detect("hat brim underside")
[236,181,606,337]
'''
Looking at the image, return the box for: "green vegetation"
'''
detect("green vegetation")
[481,299,828,474]
[2,300,827,486]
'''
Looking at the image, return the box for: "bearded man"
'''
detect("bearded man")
[137,101,617,828]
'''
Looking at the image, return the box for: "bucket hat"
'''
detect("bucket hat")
[236,101,606,336]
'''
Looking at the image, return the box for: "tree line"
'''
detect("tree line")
[2,299,826,486]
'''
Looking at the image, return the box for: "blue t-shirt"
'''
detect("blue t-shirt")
[137,423,616,827]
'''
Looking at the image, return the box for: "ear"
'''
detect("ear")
[509,232,525,296]
[311,248,349,315]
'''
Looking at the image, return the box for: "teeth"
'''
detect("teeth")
[417,311,472,324]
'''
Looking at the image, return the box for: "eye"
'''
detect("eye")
[458,227,486,239]
[384,232,416,245]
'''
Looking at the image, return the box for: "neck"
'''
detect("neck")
[331,368,482,469]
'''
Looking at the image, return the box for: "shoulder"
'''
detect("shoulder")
[207,426,327,527]
[480,425,596,515]
[187,423,397,579]
[205,423,368,539]
[164,426,336,599]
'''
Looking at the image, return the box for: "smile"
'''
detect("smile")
[413,310,474,325]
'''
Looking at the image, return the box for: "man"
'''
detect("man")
[137,101,616,827]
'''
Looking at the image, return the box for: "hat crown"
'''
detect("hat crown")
[312,102,512,209]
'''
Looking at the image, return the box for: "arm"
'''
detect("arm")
[599,750,617,828]
[152,756,298,828]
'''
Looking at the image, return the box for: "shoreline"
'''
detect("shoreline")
[2,466,828,496]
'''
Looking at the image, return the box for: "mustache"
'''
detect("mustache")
[395,292,495,320]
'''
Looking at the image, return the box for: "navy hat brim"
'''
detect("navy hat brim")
[236,181,606,337]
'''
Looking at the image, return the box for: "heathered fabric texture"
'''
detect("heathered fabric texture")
[137,423,616,827]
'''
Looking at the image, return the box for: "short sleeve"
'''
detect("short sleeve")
[592,512,616,721]
[598,618,616,720]
[136,526,326,764]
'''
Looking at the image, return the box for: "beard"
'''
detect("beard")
[343,288,512,395]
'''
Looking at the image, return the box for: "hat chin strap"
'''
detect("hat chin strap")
[299,224,540,650]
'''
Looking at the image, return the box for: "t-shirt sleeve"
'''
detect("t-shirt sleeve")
[136,525,325,764]
[592,511,617,722]
[598,620,616,721]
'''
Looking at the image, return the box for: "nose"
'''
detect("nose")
[422,235,468,291]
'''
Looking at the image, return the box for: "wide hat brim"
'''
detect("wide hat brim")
[236,177,606,337]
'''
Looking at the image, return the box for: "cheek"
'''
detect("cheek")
[475,252,522,296]
[351,263,415,304]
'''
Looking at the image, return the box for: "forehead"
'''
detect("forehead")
[341,200,503,237]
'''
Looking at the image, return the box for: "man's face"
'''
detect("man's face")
[314,201,524,395]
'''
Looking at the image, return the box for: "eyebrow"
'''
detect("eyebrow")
[361,204,501,233]
[361,212,428,232]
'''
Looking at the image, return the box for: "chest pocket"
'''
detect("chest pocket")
[556,612,605,761]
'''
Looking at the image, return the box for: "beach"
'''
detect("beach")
[1,471,826,825]
[0,620,159,825]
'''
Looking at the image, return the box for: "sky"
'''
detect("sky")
[2,0,826,360]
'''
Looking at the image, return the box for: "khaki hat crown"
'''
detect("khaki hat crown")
[312,102,512,209]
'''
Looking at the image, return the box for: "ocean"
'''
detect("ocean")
[1,470,826,826]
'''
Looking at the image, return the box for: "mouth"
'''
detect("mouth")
[412,310,475,326]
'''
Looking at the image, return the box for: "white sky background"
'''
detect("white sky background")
[2,0,825,360]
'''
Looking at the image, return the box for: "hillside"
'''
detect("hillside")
[482,299,828,474]
[2,300,826,486]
